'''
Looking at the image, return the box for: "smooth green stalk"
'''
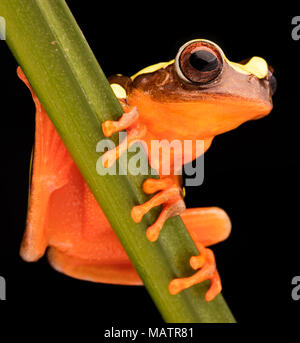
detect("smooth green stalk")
[0,0,235,322]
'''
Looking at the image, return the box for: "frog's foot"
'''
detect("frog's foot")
[101,105,146,168]
[131,178,186,242]
[168,243,221,301]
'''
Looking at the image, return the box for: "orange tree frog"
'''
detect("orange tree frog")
[17,39,276,302]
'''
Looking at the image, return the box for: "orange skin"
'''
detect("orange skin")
[18,39,275,301]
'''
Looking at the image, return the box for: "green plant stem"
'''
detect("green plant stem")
[0,0,235,323]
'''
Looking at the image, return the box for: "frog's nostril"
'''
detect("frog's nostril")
[268,68,277,96]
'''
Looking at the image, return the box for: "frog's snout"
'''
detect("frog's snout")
[268,67,277,96]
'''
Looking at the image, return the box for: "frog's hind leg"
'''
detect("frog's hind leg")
[18,69,143,286]
[169,207,231,301]
[181,207,231,247]
[47,247,142,285]
[17,67,73,262]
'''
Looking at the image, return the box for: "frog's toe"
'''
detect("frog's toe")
[168,244,222,302]
[145,199,186,242]
[101,105,146,168]
[102,106,139,138]
[131,178,186,242]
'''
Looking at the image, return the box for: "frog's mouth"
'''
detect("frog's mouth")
[251,66,276,121]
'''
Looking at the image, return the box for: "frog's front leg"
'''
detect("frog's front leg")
[102,102,147,168]
[131,177,186,242]
[101,104,186,242]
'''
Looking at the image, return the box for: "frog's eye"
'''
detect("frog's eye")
[175,40,223,84]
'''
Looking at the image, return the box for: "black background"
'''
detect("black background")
[0,1,299,334]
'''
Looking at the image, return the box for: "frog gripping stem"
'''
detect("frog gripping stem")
[102,105,139,137]
[102,106,186,242]
[131,178,186,242]
[169,243,222,302]
[101,105,146,169]
[101,101,224,302]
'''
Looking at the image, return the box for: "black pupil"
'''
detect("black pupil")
[189,50,218,72]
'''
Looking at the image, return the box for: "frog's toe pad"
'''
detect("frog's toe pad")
[102,106,139,138]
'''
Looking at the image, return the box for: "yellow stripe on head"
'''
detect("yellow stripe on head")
[226,56,268,79]
[131,60,174,80]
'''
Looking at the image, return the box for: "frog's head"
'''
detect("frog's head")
[124,39,276,141]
